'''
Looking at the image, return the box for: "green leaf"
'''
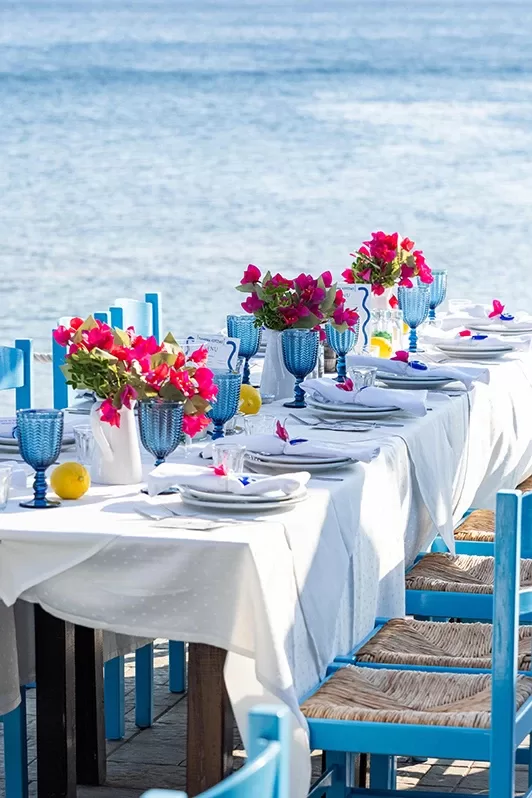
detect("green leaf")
[159,383,186,403]
[113,328,131,347]
[236,283,256,293]
[163,332,178,346]
[321,286,337,313]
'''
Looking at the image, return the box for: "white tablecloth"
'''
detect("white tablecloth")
[1,355,532,794]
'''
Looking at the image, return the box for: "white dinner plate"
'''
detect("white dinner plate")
[469,323,532,335]
[435,344,513,361]
[180,491,307,512]
[306,398,401,420]
[182,484,307,504]
[377,374,454,390]
[250,450,353,466]
[245,456,352,474]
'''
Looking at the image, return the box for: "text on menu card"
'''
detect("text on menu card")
[185,334,240,372]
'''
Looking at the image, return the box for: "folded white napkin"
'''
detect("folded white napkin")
[147,462,310,497]
[301,377,427,417]
[0,417,76,440]
[346,353,489,390]
[425,329,531,353]
[202,434,380,464]
[440,307,532,332]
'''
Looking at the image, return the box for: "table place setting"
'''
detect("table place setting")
[300,375,428,417]
[347,351,490,390]
[441,298,532,334]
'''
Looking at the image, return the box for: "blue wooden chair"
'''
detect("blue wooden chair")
[141,705,290,798]
[0,339,33,798]
[302,490,532,798]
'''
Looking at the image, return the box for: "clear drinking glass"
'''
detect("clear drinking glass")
[347,366,378,392]
[226,315,262,386]
[0,467,11,510]
[397,284,430,353]
[281,329,320,408]
[17,409,64,509]
[390,310,405,352]
[325,320,360,383]
[73,425,94,466]
[428,270,448,323]
[244,414,278,435]
[212,441,246,475]
[207,371,243,440]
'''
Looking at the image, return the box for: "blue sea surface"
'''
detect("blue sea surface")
[1,0,532,403]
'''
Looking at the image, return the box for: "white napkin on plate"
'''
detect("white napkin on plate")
[347,353,489,390]
[425,330,531,352]
[147,462,310,497]
[301,377,427,417]
[202,435,380,464]
[440,306,532,332]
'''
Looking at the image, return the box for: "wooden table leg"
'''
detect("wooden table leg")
[186,644,234,796]
[35,606,77,798]
[75,625,106,785]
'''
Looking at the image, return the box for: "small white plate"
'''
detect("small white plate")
[180,491,307,512]
[250,450,353,466]
[307,398,400,420]
[182,485,307,504]
[435,345,513,361]
[245,455,353,474]
[377,375,454,390]
[469,323,532,335]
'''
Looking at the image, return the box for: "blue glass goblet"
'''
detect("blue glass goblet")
[17,409,64,508]
[281,329,320,408]
[429,270,448,323]
[325,319,360,383]
[138,400,184,494]
[207,371,242,440]
[398,285,430,353]
[227,315,261,386]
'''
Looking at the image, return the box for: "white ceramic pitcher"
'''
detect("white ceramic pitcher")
[90,402,143,485]
[259,329,294,402]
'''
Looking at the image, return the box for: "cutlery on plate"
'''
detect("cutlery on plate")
[310,476,345,482]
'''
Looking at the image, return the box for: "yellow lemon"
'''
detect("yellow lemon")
[370,336,393,359]
[50,462,90,500]
[239,384,262,415]
[402,322,409,335]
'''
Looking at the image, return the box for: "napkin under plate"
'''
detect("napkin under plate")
[147,463,310,497]
[301,377,427,417]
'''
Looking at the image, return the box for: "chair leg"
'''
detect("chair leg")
[3,687,29,798]
[104,656,125,740]
[135,644,154,729]
[324,751,349,797]
[369,754,396,790]
[528,737,532,789]
[169,641,186,693]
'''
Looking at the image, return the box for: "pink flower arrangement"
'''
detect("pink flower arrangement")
[236,265,359,334]
[54,317,217,432]
[342,232,433,294]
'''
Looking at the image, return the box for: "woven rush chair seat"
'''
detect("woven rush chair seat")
[301,665,532,729]
[518,475,532,493]
[356,618,532,670]
[454,509,495,542]
[405,552,532,594]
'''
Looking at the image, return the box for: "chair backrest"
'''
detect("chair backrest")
[0,340,33,410]
[490,489,529,794]
[141,705,290,798]
[52,293,162,410]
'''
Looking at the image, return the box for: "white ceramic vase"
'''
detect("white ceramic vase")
[260,329,294,402]
[90,402,143,485]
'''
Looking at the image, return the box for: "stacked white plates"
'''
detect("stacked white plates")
[435,342,514,361]
[245,451,355,474]
[469,323,532,335]
[377,372,454,390]
[179,482,307,511]
[306,396,400,420]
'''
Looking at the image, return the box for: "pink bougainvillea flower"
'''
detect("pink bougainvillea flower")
[359,268,372,283]
[182,413,210,438]
[275,420,289,442]
[391,350,409,362]
[240,264,261,285]
[84,322,115,352]
[267,273,293,289]
[488,299,505,318]
[459,329,472,337]
[372,283,385,296]
[187,345,209,365]
[342,268,355,284]
[69,317,84,331]
[336,377,354,392]
[335,288,345,306]
[398,277,413,288]
[356,245,370,258]
[320,270,333,288]
[401,264,415,280]
[169,368,196,398]
[401,237,415,252]
[53,325,71,347]
[194,367,218,401]
[211,464,227,477]
[241,294,265,314]
[68,343,80,355]
[418,265,433,284]
[389,295,399,309]
[333,305,359,328]
[120,384,137,409]
[100,398,121,427]
[145,362,170,388]
[314,324,327,342]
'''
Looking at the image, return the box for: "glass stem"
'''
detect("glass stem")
[155,457,165,467]
[242,359,251,385]
[408,327,418,353]
[33,468,47,507]
[336,354,346,383]
[429,308,436,322]
[294,379,305,407]
[212,422,225,440]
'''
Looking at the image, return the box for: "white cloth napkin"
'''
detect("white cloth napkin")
[440,306,532,332]
[425,330,531,353]
[347,353,489,390]
[202,435,380,464]
[147,463,310,497]
[301,377,428,417]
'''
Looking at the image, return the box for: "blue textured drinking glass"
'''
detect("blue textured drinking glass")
[325,319,360,383]
[428,270,448,323]
[398,284,430,353]
[138,400,184,468]
[281,329,320,408]
[207,371,242,440]
[17,409,64,509]
[227,314,261,385]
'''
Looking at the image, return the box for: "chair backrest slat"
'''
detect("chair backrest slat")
[0,340,33,410]
[110,297,153,339]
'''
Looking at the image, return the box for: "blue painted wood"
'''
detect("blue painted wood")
[141,706,290,798]
[2,688,28,798]
[104,656,125,740]
[169,641,186,693]
[52,336,68,409]
[369,755,396,789]
[145,292,162,343]
[135,644,154,729]
[93,312,110,325]
[14,340,33,410]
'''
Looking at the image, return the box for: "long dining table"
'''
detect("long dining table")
[2,352,532,797]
